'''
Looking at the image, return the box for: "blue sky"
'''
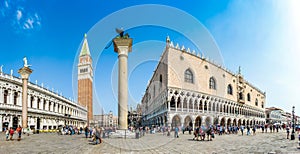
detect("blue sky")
[1,0,299,116]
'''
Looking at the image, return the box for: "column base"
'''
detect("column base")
[109,129,136,139]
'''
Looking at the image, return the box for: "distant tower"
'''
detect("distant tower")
[78,34,93,125]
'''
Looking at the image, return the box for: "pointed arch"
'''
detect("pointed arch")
[227,84,233,95]
[209,77,216,90]
[183,97,188,109]
[189,99,193,110]
[184,69,194,83]
[170,96,176,108]
[247,93,251,101]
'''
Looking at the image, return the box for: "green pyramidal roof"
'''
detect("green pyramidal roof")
[79,34,91,56]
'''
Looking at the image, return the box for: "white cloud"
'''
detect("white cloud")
[0,0,42,33]
[23,18,33,29]
[16,9,22,20]
[4,1,9,8]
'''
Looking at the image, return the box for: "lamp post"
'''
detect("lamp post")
[291,106,295,140]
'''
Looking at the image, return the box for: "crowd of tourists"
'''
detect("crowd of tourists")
[3,125,23,141]
[83,126,104,145]
[58,125,84,135]
[165,123,300,142]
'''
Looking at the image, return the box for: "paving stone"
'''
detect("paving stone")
[0,130,299,153]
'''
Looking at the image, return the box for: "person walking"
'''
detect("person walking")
[9,127,14,140]
[95,127,100,145]
[174,127,179,138]
[207,126,212,141]
[265,124,268,133]
[5,128,9,141]
[84,126,89,138]
[219,126,223,135]
[252,126,256,135]
[16,125,22,141]
[246,125,250,135]
[240,125,244,136]
[286,126,290,139]
[167,127,170,136]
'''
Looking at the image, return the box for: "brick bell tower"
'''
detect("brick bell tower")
[78,34,93,125]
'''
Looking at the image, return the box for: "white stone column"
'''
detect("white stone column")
[113,37,132,130]
[192,122,195,131]
[181,99,183,112]
[0,88,3,103]
[0,115,2,132]
[33,96,37,109]
[18,92,22,106]
[9,90,13,105]
[201,116,206,126]
[202,100,204,113]
[192,101,195,113]
[19,115,22,127]
[175,97,178,112]
[41,99,44,110]
[9,115,12,128]
[34,117,37,130]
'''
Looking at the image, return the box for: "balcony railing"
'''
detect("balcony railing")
[167,107,264,119]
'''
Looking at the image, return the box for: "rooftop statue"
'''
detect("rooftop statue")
[115,28,130,39]
[23,57,31,67]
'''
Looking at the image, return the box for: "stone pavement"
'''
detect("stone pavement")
[0,130,299,154]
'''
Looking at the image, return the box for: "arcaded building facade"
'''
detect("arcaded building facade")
[141,37,266,129]
[0,72,87,132]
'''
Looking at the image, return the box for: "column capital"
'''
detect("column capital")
[18,67,33,79]
[113,38,132,53]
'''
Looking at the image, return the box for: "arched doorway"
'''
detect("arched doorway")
[3,122,9,131]
[170,96,175,108]
[238,119,241,126]
[12,117,18,129]
[233,119,237,126]
[177,97,181,110]
[37,117,41,130]
[246,120,249,126]
[242,119,246,126]
[184,116,192,128]
[220,117,226,126]
[195,116,202,128]
[227,118,232,126]
[171,115,181,128]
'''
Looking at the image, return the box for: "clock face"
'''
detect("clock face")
[80,68,88,73]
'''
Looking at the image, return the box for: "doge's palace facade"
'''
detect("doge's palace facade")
[141,37,266,130]
[0,71,87,132]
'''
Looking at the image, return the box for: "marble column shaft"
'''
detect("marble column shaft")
[113,38,132,130]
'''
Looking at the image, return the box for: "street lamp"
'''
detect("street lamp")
[291,106,295,140]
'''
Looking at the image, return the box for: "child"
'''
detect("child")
[5,128,9,141]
